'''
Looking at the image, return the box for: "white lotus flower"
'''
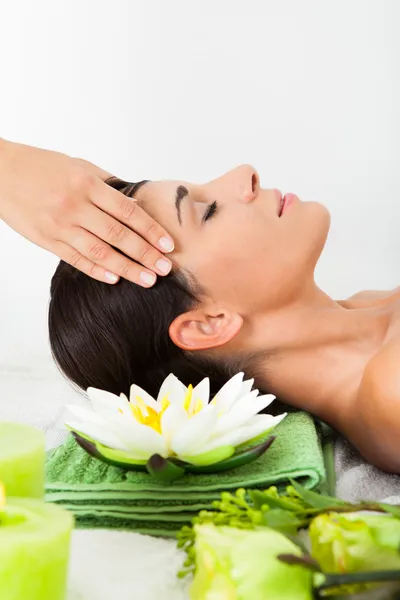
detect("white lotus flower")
[65,373,286,471]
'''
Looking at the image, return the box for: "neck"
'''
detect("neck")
[251,281,391,428]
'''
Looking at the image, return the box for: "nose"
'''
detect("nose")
[226,164,260,204]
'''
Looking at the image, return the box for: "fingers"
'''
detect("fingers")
[79,206,172,278]
[89,178,175,254]
[55,242,120,284]
[56,229,160,287]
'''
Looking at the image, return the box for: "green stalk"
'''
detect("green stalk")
[317,569,400,594]
[322,433,336,498]
[146,454,186,482]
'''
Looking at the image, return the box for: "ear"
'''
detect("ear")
[169,307,243,351]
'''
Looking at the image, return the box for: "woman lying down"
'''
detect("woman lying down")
[48,165,400,473]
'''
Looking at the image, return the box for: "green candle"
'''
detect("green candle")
[0,422,45,498]
[0,496,74,600]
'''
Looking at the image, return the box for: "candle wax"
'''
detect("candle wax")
[0,497,73,600]
[0,422,45,498]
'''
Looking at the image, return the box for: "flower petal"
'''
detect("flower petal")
[87,387,122,415]
[114,423,168,458]
[67,400,144,444]
[171,404,217,457]
[232,412,286,446]
[240,378,254,397]
[203,413,287,452]
[214,392,277,436]
[186,377,210,415]
[66,420,128,451]
[161,403,188,440]
[211,372,244,414]
[156,373,187,406]
[191,377,210,410]
[117,393,132,415]
[67,402,125,433]
[129,384,160,413]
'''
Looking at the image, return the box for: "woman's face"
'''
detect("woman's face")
[136,165,330,317]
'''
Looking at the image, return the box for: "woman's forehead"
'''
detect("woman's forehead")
[136,179,189,206]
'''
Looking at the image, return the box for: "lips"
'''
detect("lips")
[278,195,285,217]
[278,193,298,217]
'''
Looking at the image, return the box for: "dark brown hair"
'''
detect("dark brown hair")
[48,177,233,398]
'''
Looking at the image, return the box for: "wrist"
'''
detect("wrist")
[0,138,18,219]
[0,137,13,160]
[0,138,19,174]
[0,137,8,155]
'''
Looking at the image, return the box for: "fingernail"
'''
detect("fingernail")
[158,236,174,252]
[140,272,156,286]
[155,258,172,275]
[105,271,119,284]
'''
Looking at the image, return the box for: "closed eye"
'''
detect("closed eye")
[202,200,219,223]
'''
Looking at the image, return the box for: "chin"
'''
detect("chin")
[309,203,331,262]
[294,202,330,272]
[303,200,331,233]
[316,202,331,238]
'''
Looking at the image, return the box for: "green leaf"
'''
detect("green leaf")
[289,479,347,510]
[378,503,400,519]
[186,436,276,474]
[249,489,304,513]
[146,454,186,482]
[262,509,304,534]
[72,432,148,471]
[285,533,312,556]
[95,443,148,466]
[180,445,235,468]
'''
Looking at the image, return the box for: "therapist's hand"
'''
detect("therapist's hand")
[0,138,174,286]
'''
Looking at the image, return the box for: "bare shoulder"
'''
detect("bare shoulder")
[339,286,400,308]
[360,338,400,399]
[351,338,400,471]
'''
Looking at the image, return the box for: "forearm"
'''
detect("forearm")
[0,136,16,159]
[0,137,11,219]
[0,137,10,167]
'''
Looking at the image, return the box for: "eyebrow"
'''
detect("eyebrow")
[175,185,189,225]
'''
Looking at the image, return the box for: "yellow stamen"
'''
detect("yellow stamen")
[130,404,144,423]
[183,385,193,412]
[135,395,149,417]
[193,398,203,415]
[160,395,170,411]
[128,395,171,434]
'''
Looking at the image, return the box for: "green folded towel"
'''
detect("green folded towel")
[45,411,326,537]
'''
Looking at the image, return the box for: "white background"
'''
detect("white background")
[1,0,399,374]
[1,5,399,598]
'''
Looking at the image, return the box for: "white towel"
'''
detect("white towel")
[335,436,400,504]
[68,530,188,600]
